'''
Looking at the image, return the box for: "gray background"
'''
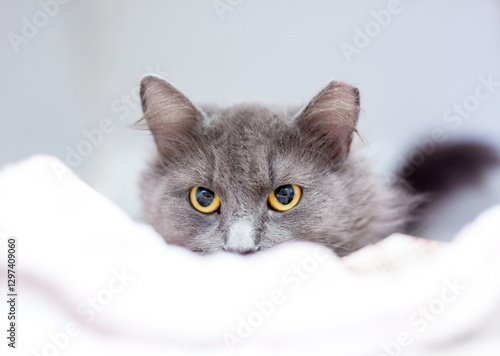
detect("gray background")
[1,0,499,238]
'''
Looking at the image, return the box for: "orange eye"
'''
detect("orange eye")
[268,184,301,211]
[190,186,221,213]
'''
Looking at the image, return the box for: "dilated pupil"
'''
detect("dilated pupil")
[196,188,214,207]
[275,185,294,205]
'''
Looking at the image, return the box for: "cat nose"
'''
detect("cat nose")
[223,220,260,255]
[222,245,259,255]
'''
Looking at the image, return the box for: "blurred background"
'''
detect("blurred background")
[1,0,499,239]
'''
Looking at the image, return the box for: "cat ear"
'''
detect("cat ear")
[140,75,204,158]
[295,81,360,161]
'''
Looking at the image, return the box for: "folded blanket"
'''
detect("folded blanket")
[1,155,499,356]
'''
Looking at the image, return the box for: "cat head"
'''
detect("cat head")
[139,76,405,255]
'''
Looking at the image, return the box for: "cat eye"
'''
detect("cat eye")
[268,184,302,212]
[190,186,221,213]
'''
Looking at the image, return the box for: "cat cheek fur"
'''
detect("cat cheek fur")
[139,75,417,256]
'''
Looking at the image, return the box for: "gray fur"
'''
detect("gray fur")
[139,75,417,256]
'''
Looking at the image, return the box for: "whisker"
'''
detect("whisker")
[320,243,354,252]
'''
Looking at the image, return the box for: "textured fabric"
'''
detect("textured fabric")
[1,155,499,356]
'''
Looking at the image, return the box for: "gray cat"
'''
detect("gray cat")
[138,75,421,256]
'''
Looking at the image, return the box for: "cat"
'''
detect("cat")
[138,75,423,256]
[138,75,498,256]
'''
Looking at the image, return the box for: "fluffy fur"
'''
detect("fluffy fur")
[139,76,418,256]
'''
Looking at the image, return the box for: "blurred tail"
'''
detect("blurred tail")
[397,141,500,233]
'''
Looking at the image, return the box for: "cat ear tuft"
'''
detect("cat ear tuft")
[296,81,360,161]
[140,75,203,159]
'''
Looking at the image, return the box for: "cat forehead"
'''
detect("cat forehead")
[202,104,295,130]
[203,105,297,158]
[201,105,286,151]
[175,104,322,193]
[199,106,279,188]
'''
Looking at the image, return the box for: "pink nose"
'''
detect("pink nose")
[222,245,260,255]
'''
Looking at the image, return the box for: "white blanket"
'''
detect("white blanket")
[1,155,499,356]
